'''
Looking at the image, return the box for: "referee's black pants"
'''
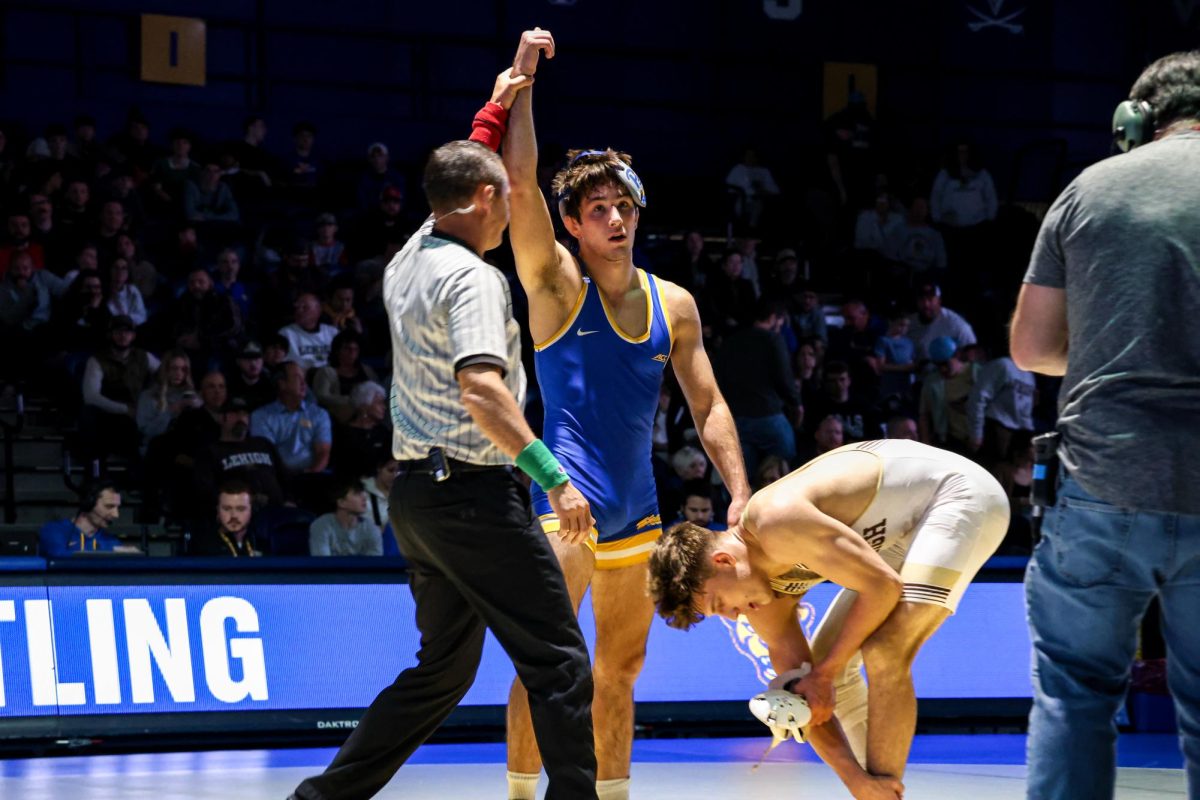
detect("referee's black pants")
[293,466,598,800]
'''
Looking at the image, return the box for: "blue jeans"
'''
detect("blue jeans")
[1026,474,1200,799]
[735,413,796,478]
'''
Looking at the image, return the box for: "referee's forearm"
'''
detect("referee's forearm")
[457,367,535,460]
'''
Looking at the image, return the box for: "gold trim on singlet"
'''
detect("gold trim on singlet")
[770,565,825,597]
[652,273,675,354]
[533,280,589,351]
[597,268,653,343]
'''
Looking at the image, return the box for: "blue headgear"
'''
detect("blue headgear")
[928,336,958,364]
[557,149,647,209]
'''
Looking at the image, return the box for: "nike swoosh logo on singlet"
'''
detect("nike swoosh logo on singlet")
[576,329,599,336]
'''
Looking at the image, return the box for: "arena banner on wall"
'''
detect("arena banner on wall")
[0,581,1030,718]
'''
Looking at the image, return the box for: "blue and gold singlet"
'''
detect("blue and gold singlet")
[530,267,673,569]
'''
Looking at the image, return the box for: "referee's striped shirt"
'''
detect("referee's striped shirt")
[384,217,525,465]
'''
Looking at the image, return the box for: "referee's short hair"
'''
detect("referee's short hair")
[423,140,507,215]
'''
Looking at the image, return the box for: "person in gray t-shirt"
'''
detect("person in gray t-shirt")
[308,480,382,556]
[907,279,976,363]
[1011,50,1200,800]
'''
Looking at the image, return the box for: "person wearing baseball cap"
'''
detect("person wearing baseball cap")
[227,340,275,411]
[192,396,289,517]
[918,335,977,452]
[927,334,957,363]
[908,280,977,363]
[80,313,160,467]
[352,183,410,262]
[357,140,403,212]
[312,212,348,270]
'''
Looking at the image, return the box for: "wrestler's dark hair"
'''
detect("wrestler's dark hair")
[1131,50,1200,129]
[422,140,507,214]
[552,148,636,222]
[647,521,718,631]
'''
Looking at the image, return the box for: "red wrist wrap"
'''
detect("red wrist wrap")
[469,102,509,152]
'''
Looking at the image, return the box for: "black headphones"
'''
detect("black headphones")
[78,479,118,514]
[1112,99,1156,152]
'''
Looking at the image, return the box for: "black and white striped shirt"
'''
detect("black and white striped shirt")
[384,217,525,465]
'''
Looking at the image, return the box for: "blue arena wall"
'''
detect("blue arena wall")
[0,561,1031,738]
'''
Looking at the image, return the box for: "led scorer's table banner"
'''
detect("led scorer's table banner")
[0,580,1031,720]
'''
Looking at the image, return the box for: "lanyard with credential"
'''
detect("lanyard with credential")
[219,531,257,557]
[79,532,97,551]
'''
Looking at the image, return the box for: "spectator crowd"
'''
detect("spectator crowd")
[1,100,1051,559]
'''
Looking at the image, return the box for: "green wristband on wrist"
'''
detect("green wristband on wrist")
[515,439,569,492]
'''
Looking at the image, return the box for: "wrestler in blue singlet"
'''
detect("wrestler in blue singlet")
[530,266,673,569]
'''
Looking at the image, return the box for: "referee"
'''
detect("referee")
[291,69,598,800]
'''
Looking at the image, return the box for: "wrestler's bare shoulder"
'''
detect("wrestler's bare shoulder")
[746,446,882,530]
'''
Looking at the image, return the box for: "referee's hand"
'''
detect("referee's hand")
[546,481,594,546]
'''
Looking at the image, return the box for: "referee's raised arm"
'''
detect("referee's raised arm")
[390,66,594,542]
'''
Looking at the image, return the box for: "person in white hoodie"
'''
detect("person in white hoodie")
[360,452,398,531]
[966,351,1035,464]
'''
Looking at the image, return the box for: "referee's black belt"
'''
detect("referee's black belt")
[397,456,512,474]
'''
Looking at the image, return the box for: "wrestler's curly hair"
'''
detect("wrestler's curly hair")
[551,148,637,222]
[647,521,718,631]
[1131,50,1200,130]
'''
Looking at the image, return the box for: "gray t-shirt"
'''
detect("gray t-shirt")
[907,307,976,362]
[1024,132,1200,513]
[309,513,383,556]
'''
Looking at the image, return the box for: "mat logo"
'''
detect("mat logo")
[719,601,816,685]
[0,596,268,708]
[967,0,1025,33]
